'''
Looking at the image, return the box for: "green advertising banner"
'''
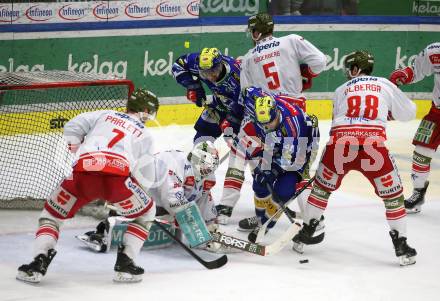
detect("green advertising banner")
[358,0,440,16]
[200,0,267,16]
[0,26,437,101]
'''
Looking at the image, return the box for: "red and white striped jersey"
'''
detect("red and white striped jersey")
[409,42,440,107]
[331,76,416,143]
[240,34,327,98]
[63,110,153,175]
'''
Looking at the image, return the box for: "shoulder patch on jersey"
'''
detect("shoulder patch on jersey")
[429,53,440,65]
[184,176,195,186]
[203,180,216,191]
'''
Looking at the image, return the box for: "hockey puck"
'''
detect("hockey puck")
[299,259,309,264]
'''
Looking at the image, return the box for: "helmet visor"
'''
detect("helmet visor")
[199,63,223,82]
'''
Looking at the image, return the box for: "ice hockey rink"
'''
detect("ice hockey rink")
[1,120,439,301]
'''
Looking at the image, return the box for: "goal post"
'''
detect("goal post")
[0,71,134,211]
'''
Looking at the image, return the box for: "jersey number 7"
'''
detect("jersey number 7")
[346,95,379,120]
[108,128,125,148]
[263,62,280,90]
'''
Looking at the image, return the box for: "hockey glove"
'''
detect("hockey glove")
[300,64,317,91]
[389,67,414,86]
[220,114,241,137]
[186,83,206,107]
[254,165,279,187]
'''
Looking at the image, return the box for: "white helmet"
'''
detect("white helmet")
[188,141,219,180]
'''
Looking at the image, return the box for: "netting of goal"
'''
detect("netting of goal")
[0,71,134,211]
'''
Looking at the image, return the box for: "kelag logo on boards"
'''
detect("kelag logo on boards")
[156,1,181,17]
[25,5,54,22]
[125,2,151,19]
[0,6,20,22]
[58,4,87,21]
[93,3,119,20]
[187,1,199,16]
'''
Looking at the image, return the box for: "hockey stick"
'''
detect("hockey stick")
[255,176,316,243]
[153,220,228,270]
[211,222,301,256]
[219,150,230,165]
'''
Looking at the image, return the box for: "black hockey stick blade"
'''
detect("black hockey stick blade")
[153,220,228,269]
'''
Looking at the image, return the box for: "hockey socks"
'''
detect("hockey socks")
[411,150,432,189]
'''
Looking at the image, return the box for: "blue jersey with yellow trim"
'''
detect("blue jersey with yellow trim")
[242,87,319,174]
[172,52,243,119]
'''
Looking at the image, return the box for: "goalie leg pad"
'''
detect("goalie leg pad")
[175,202,212,248]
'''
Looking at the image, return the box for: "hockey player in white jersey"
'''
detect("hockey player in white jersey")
[293,50,417,266]
[78,142,221,253]
[389,42,440,213]
[241,12,327,107]
[237,12,327,231]
[17,88,159,283]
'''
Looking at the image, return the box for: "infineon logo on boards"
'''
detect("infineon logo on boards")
[0,6,20,22]
[93,3,119,20]
[187,1,199,16]
[58,4,87,21]
[156,1,182,17]
[124,2,151,19]
[25,5,54,22]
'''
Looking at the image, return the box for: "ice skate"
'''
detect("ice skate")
[238,216,260,232]
[16,249,57,283]
[216,204,233,225]
[76,230,109,253]
[113,246,144,283]
[389,230,417,266]
[405,181,429,214]
[292,218,324,253]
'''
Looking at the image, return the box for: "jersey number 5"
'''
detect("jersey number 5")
[346,95,379,120]
[263,62,280,90]
[108,128,125,148]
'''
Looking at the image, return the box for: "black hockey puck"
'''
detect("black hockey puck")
[299,259,309,264]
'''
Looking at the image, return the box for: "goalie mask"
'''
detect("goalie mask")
[247,13,274,41]
[127,88,160,123]
[199,47,225,83]
[188,141,219,180]
[343,50,374,79]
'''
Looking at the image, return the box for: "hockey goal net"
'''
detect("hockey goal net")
[0,71,134,211]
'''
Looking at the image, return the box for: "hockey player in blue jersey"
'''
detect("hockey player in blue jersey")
[172,47,243,141]
[172,47,247,225]
[236,86,320,242]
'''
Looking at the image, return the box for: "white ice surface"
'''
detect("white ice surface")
[1,120,439,301]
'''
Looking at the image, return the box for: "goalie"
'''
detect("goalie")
[17,88,159,284]
[77,141,222,254]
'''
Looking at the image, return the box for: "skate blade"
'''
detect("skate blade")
[16,271,43,283]
[292,242,304,254]
[405,207,421,214]
[216,215,229,225]
[237,227,256,233]
[399,255,416,266]
[76,235,104,252]
[113,272,143,283]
